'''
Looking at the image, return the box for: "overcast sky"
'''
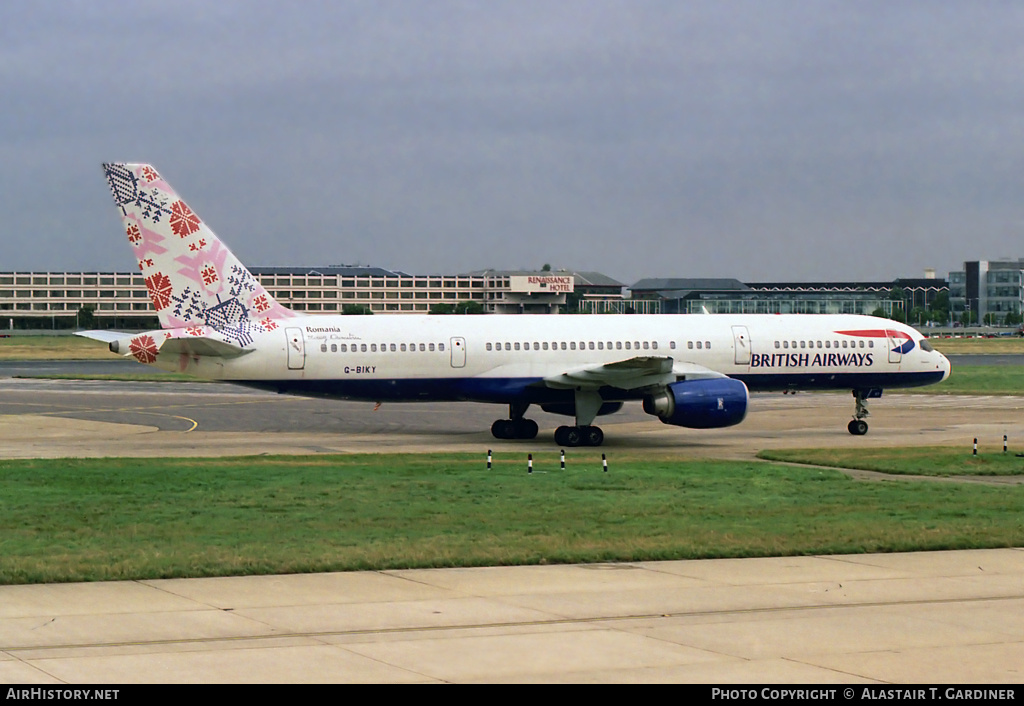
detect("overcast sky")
[2,1,1023,285]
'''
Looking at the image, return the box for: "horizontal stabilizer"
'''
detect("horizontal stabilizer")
[159,336,251,358]
[75,330,126,343]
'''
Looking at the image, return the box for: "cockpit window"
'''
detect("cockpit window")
[919,339,934,352]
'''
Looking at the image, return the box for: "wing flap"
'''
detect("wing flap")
[544,355,675,390]
[544,356,730,391]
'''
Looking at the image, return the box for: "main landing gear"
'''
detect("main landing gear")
[848,389,870,436]
[490,402,539,440]
[489,392,608,447]
[554,425,604,447]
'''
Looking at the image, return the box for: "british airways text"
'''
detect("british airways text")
[750,353,874,368]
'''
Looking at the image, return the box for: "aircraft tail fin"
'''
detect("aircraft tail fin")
[102,163,293,330]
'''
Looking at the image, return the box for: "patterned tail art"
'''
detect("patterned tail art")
[103,163,293,342]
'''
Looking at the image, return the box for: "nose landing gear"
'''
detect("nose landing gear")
[848,388,877,435]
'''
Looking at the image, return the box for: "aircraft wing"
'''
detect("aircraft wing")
[544,356,730,391]
[670,360,731,381]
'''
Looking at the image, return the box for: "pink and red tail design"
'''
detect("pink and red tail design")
[103,163,293,337]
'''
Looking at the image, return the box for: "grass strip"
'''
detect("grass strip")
[1,452,1022,584]
[759,446,1024,477]
[900,365,1024,396]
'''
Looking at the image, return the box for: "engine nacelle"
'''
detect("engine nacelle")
[642,378,749,429]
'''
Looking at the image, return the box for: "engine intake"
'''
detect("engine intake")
[643,378,748,429]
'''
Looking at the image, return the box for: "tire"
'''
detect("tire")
[516,419,539,439]
[582,425,604,447]
[555,425,583,447]
[491,419,514,439]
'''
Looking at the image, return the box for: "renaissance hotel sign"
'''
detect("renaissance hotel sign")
[510,275,575,294]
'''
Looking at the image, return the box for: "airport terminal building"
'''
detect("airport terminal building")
[0,264,958,330]
[0,267,626,329]
[948,259,1024,324]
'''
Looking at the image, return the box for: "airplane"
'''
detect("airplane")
[79,163,952,446]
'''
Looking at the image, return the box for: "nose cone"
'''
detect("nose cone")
[939,353,952,382]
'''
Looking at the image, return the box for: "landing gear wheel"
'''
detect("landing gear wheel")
[555,425,603,447]
[848,419,869,436]
[491,419,514,439]
[581,425,604,447]
[554,425,582,447]
[491,418,539,440]
[515,419,539,440]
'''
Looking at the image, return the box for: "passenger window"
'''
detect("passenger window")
[515,343,520,350]
[320,343,327,353]
[696,341,702,349]
[570,342,576,350]
[360,344,367,352]
[400,344,407,352]
[688,341,694,349]
[643,341,650,350]
[669,341,676,350]
[340,344,347,352]
[429,343,435,352]
[371,344,377,352]
[783,341,789,349]
[706,341,711,349]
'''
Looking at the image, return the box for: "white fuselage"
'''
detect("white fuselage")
[154,313,950,404]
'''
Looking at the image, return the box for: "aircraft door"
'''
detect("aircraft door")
[732,325,751,366]
[450,337,466,368]
[887,330,902,364]
[286,327,305,370]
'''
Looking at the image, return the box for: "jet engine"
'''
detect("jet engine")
[642,378,748,429]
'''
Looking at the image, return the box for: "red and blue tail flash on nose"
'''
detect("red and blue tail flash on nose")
[835,329,916,355]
